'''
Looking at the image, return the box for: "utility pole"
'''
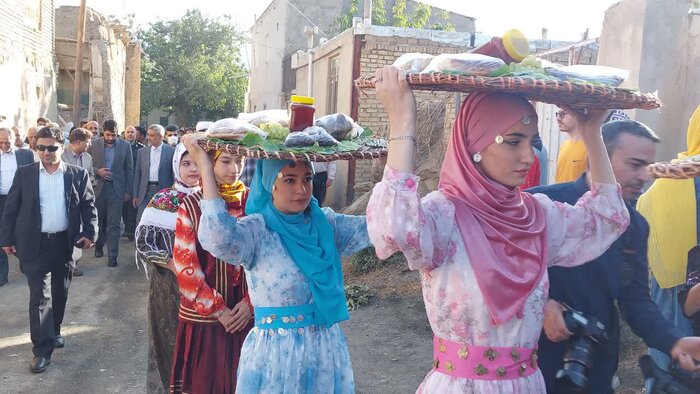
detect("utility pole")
[364,0,373,24]
[72,0,87,123]
[304,26,318,96]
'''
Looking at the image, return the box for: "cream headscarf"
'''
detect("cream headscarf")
[637,105,700,288]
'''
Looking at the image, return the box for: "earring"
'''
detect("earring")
[472,152,482,163]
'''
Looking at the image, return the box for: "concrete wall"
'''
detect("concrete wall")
[0,0,57,131]
[56,6,127,128]
[248,0,288,112]
[598,0,700,161]
[143,109,176,128]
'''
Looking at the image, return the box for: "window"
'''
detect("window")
[327,56,339,114]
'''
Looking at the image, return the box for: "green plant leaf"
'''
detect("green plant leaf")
[337,140,361,152]
[240,133,266,147]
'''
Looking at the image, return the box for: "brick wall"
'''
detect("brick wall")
[0,0,57,130]
[353,34,467,196]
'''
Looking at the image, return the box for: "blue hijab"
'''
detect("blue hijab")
[246,159,348,327]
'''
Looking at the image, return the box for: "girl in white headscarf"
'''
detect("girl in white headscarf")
[135,143,200,393]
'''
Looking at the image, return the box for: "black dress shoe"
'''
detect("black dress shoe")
[30,356,50,373]
[55,335,65,348]
[107,257,118,267]
[73,267,83,277]
[94,248,104,258]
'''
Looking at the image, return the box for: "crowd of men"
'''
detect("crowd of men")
[0,118,209,372]
[2,110,699,390]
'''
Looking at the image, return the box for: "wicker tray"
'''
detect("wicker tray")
[198,138,387,162]
[647,156,700,179]
[355,73,661,110]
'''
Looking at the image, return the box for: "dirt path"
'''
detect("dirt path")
[0,239,147,393]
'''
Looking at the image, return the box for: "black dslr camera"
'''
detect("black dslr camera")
[554,309,609,392]
[639,355,700,393]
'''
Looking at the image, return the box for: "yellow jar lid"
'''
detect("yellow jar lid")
[502,29,530,62]
[291,95,315,105]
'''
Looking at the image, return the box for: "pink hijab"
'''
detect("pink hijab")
[438,92,547,325]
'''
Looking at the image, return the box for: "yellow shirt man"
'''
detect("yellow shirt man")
[555,138,587,183]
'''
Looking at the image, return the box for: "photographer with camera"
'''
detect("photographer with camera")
[529,120,700,393]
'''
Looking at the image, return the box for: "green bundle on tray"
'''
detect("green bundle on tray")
[202,110,387,161]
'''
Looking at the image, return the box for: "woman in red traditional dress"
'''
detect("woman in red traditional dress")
[169,150,253,394]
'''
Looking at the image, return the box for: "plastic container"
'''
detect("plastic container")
[289,95,316,132]
[471,29,530,64]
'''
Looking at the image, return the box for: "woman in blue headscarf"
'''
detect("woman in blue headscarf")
[182,135,371,393]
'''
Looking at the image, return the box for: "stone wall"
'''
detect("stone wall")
[354,33,465,194]
[0,0,57,131]
[56,6,127,128]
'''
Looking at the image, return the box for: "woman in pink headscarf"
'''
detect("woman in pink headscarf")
[367,66,630,392]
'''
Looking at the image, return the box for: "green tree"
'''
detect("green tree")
[410,2,432,29]
[372,0,388,26]
[392,0,410,28]
[334,0,454,32]
[335,0,359,33]
[139,9,248,126]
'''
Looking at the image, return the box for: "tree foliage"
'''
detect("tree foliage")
[139,9,248,126]
[334,0,453,32]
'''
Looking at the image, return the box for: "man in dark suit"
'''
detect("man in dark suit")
[133,124,174,224]
[121,125,145,241]
[529,120,700,393]
[0,127,34,286]
[88,119,133,267]
[0,126,97,373]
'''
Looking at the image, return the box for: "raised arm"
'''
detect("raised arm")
[533,189,629,268]
[182,134,261,268]
[174,203,227,317]
[368,68,455,270]
[322,208,370,256]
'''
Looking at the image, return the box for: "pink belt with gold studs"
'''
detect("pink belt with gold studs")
[432,336,539,380]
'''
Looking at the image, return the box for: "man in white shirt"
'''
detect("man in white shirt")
[0,127,34,285]
[311,162,336,206]
[0,126,97,373]
[133,124,175,224]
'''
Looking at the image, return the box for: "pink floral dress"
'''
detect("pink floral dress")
[367,167,630,393]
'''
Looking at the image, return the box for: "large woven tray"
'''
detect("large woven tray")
[355,73,661,110]
[647,156,700,179]
[198,138,387,162]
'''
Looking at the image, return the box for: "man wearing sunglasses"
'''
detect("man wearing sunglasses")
[0,126,97,373]
[555,108,588,184]
[88,119,133,267]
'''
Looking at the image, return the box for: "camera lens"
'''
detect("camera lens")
[555,337,595,392]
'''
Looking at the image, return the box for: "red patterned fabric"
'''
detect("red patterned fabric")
[170,189,252,394]
[173,190,250,319]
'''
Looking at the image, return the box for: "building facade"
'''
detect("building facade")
[0,0,57,130]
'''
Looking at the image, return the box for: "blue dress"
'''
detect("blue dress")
[198,198,370,393]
